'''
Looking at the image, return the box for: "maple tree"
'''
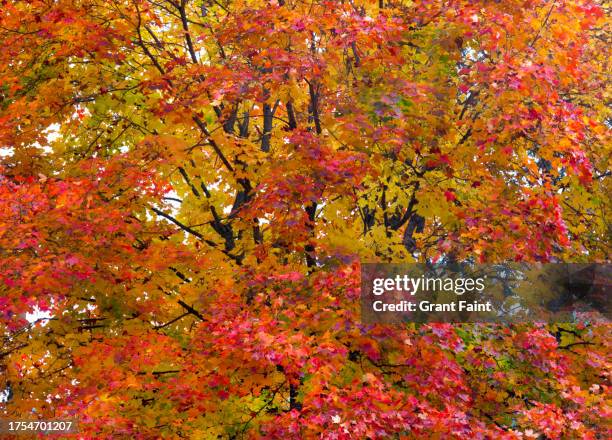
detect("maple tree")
[0,0,610,438]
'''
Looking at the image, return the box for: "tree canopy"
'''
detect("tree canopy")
[0,0,610,438]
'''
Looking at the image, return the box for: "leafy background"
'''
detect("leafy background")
[0,0,610,438]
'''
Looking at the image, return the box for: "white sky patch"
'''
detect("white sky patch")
[26,306,53,324]
[0,123,60,159]
[44,123,61,142]
[163,189,182,211]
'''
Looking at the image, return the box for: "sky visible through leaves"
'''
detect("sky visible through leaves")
[0,0,610,438]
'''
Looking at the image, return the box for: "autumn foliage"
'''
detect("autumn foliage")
[0,0,610,438]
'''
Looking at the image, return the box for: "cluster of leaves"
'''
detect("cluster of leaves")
[0,0,610,438]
